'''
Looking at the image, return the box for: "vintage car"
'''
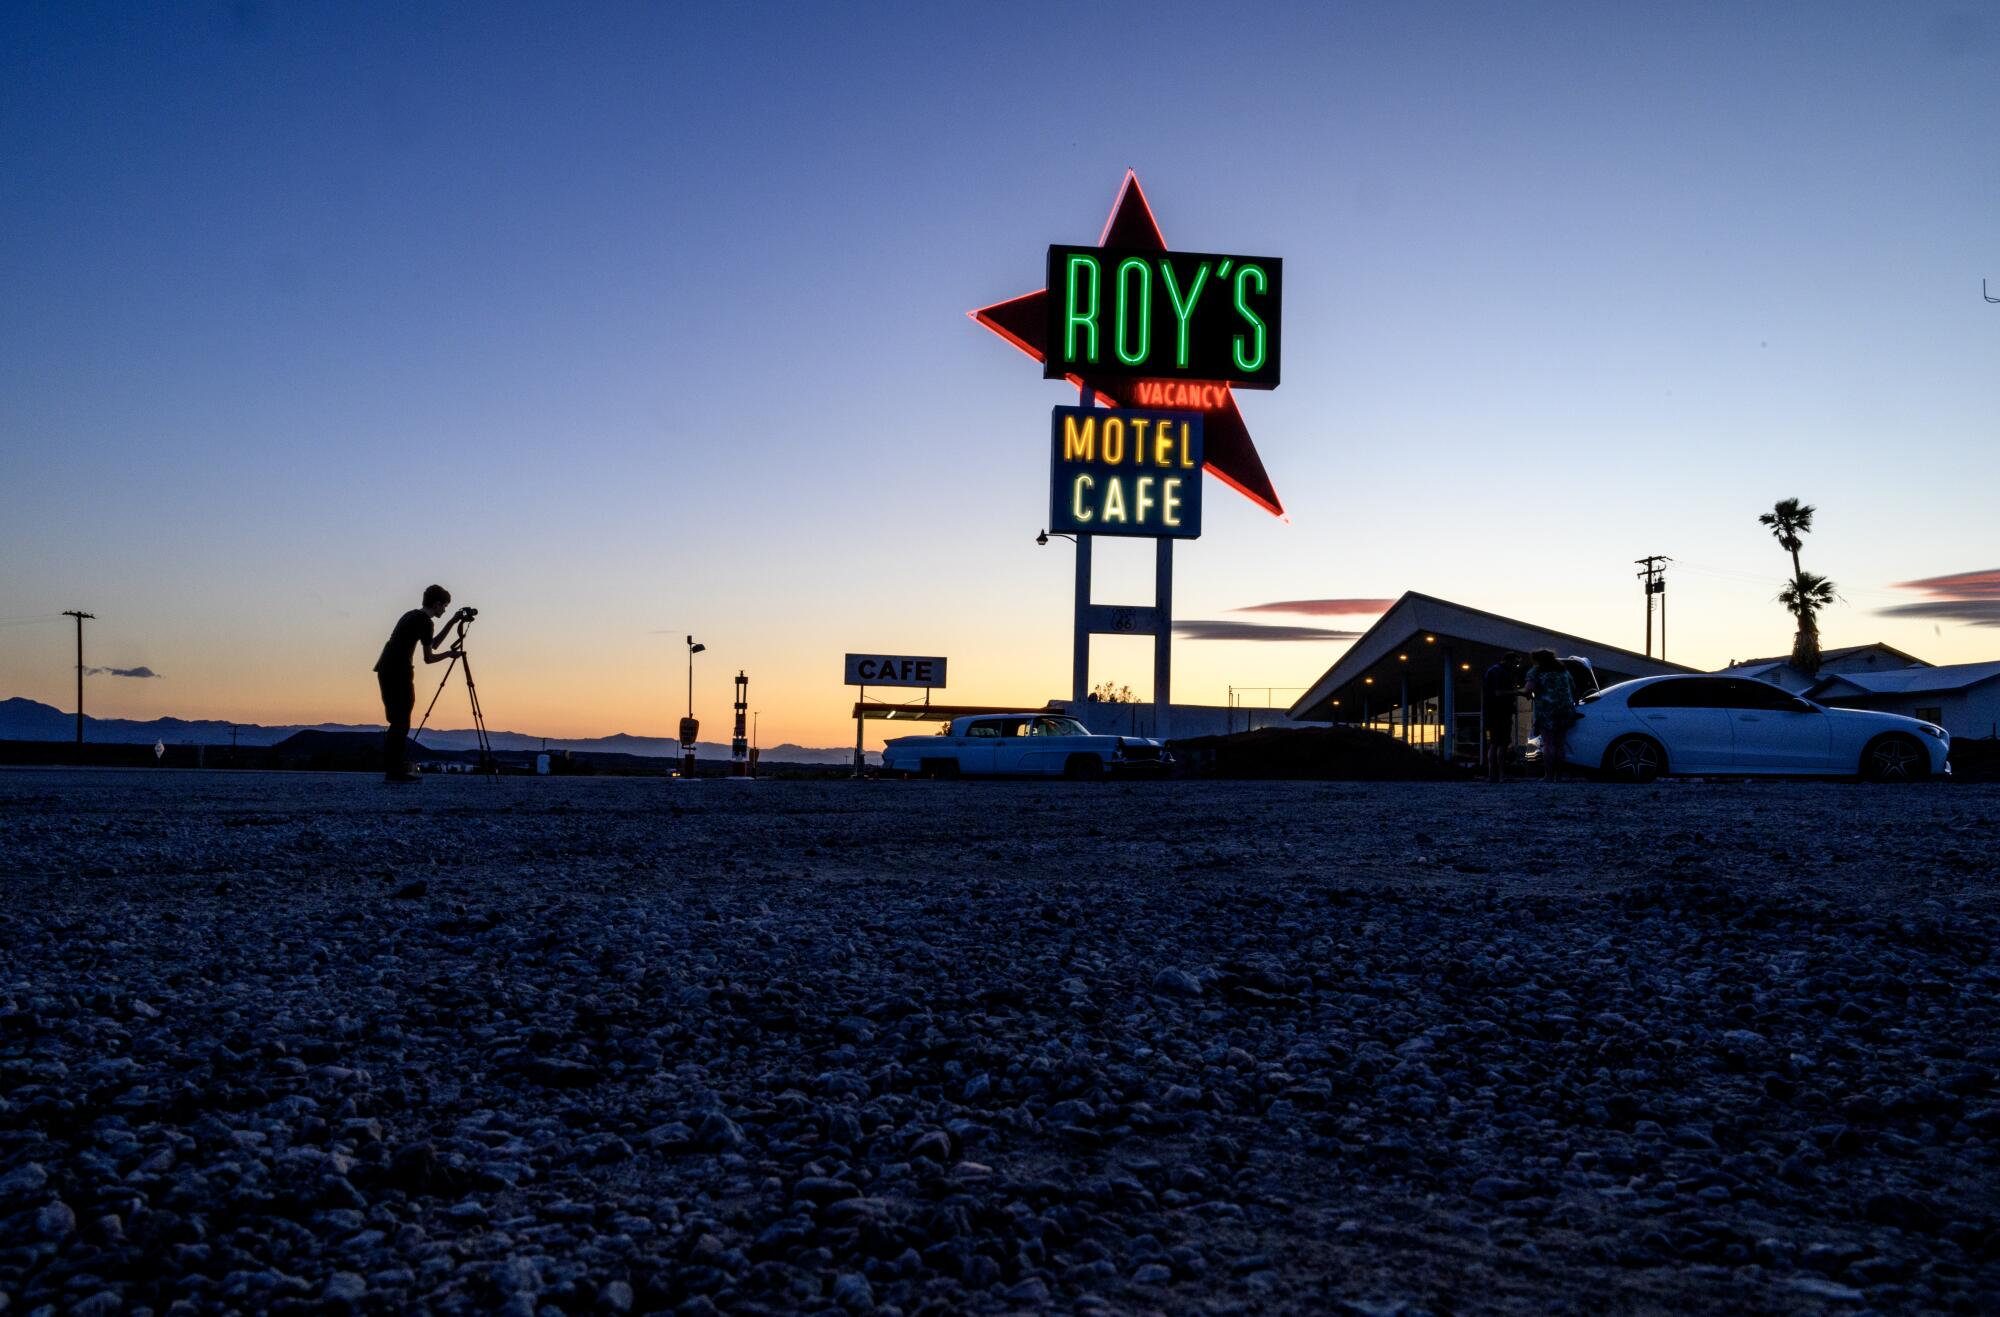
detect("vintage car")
[880,712,1170,779]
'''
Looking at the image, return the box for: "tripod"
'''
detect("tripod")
[415,616,496,778]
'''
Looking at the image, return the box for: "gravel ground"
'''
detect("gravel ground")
[1,768,1996,1316]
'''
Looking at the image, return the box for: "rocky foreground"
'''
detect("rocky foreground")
[1,770,1996,1315]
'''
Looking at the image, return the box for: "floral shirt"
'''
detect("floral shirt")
[1528,668,1576,735]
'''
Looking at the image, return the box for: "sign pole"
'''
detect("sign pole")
[853,684,864,778]
[1153,534,1172,739]
[1071,383,1092,703]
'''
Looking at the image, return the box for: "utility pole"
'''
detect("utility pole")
[1634,557,1670,659]
[62,610,94,744]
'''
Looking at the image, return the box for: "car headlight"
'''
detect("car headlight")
[1919,724,1945,739]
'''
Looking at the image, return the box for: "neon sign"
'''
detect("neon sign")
[1045,245,1282,389]
[1048,405,1203,539]
[970,171,1286,518]
[1130,381,1231,410]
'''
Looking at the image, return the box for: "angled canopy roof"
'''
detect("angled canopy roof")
[1288,592,1693,722]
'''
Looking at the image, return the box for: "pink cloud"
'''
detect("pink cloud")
[1877,567,2000,626]
[1231,598,1394,617]
[1894,568,2000,599]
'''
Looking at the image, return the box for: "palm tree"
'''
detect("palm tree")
[1778,571,1839,674]
[1759,497,1814,578]
[1760,498,1834,673]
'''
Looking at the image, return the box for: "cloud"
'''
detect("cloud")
[1231,598,1395,617]
[1893,568,2000,599]
[84,666,161,678]
[1876,601,2000,627]
[1174,620,1364,642]
[1878,567,2000,627]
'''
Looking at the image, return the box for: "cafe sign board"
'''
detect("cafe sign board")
[843,654,947,688]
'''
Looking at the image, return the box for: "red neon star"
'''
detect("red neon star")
[970,170,1284,519]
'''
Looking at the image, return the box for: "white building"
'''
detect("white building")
[1722,645,2000,741]
[1718,643,1928,694]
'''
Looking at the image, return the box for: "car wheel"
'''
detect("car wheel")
[1861,734,1927,783]
[1062,754,1105,781]
[1602,735,1664,784]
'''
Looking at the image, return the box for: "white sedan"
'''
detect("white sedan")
[880,713,1170,779]
[1560,675,1949,782]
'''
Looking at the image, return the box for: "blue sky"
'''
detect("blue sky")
[2,2,1995,744]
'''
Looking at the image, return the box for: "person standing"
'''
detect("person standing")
[1480,653,1524,783]
[1524,649,1578,783]
[373,585,467,783]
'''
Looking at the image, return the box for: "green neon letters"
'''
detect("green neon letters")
[1046,245,1280,388]
[1232,264,1267,373]
[1159,260,1210,368]
[1064,254,1099,364]
[1115,257,1151,366]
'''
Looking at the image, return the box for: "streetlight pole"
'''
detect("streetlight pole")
[681,636,705,779]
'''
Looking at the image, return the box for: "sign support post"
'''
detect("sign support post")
[1071,383,1092,702]
[1154,535,1172,737]
[853,685,865,778]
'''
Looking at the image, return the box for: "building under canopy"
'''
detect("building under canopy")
[1287,592,1691,759]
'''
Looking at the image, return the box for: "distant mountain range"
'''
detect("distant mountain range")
[0,697,864,765]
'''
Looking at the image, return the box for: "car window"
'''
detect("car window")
[1721,679,1814,712]
[965,723,999,738]
[1032,717,1088,737]
[1628,677,1733,709]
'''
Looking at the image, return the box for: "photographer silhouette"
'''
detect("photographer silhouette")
[373,584,469,783]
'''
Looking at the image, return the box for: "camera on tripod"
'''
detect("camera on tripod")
[417,605,494,776]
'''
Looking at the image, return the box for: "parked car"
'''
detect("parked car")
[880,713,1170,779]
[1555,675,1949,782]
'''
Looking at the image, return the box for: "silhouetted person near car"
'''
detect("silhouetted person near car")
[1524,648,1578,782]
[373,585,468,783]
[1481,652,1524,782]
